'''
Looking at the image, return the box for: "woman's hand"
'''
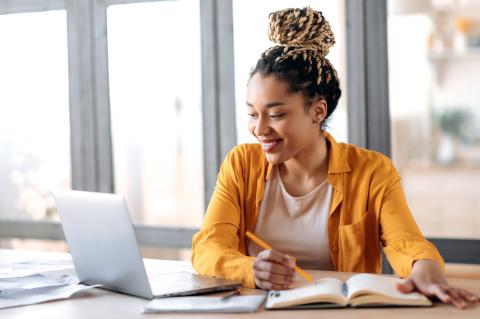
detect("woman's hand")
[253,249,297,290]
[396,259,480,309]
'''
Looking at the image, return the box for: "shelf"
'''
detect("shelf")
[431,0,480,12]
[427,47,480,84]
[428,48,480,60]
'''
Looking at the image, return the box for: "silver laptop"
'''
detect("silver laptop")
[52,190,241,299]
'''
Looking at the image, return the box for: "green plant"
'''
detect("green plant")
[433,108,473,139]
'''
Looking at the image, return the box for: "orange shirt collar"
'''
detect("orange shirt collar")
[324,131,351,174]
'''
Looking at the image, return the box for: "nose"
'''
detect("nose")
[254,115,271,137]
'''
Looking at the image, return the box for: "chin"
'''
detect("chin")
[264,152,286,165]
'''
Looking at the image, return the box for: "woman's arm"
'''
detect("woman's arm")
[378,161,478,308]
[191,146,256,288]
[379,169,444,276]
[397,259,479,309]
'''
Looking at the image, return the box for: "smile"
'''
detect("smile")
[261,140,281,152]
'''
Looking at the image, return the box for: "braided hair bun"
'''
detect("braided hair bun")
[265,7,336,86]
[268,7,335,59]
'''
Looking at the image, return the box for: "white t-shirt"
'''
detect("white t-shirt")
[247,165,334,270]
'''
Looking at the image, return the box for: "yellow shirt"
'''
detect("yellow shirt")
[191,132,444,288]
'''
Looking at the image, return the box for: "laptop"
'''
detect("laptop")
[52,190,241,299]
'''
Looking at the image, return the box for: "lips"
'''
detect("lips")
[260,139,281,152]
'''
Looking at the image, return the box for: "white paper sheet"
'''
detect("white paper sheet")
[0,284,98,309]
[142,294,267,313]
[0,253,96,309]
[0,274,79,293]
[0,259,74,278]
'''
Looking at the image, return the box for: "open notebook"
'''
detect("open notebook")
[265,273,432,309]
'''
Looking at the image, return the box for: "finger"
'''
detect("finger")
[257,249,285,263]
[253,259,295,276]
[445,287,466,309]
[255,269,295,284]
[253,260,296,284]
[431,284,451,303]
[257,249,295,268]
[457,289,480,305]
[255,278,272,290]
[255,278,292,291]
[283,254,297,268]
[253,262,295,280]
[396,279,415,294]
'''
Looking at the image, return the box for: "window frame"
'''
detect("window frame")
[0,0,237,248]
[1,0,479,264]
[345,0,480,271]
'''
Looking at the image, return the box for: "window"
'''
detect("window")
[0,10,70,251]
[0,0,213,258]
[107,0,204,228]
[388,0,480,239]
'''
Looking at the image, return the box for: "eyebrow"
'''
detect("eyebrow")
[246,101,286,108]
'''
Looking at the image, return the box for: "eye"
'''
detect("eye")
[269,113,285,119]
[247,113,258,119]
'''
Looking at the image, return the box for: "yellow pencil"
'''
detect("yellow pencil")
[245,230,314,283]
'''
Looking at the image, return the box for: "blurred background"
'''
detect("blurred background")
[388,0,480,240]
[0,0,478,277]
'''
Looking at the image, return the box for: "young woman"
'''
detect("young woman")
[192,7,479,308]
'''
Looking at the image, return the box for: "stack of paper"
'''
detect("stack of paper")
[0,259,74,278]
[1,273,78,293]
[0,260,97,309]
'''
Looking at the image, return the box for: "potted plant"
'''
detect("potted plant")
[433,108,472,165]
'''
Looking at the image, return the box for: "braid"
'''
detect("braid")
[266,7,336,85]
[251,7,341,129]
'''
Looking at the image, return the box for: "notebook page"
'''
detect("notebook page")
[265,277,346,308]
[345,274,427,301]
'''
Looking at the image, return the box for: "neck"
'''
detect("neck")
[280,134,329,182]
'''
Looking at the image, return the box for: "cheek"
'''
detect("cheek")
[281,121,312,143]
[248,120,255,135]
[275,121,297,138]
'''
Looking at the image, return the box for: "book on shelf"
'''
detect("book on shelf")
[265,273,432,309]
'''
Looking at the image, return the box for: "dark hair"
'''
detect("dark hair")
[249,7,342,129]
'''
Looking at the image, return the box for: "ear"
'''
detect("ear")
[309,98,328,124]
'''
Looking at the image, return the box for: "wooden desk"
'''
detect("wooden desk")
[1,249,479,318]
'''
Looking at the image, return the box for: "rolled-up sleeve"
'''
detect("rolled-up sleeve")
[379,166,445,278]
[191,147,256,288]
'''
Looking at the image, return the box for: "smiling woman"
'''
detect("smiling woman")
[191,6,479,309]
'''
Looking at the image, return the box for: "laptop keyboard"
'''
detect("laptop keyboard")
[147,271,241,297]
[148,274,199,295]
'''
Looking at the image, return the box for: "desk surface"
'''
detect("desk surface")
[1,249,479,319]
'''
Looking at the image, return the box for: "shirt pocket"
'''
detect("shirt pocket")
[338,212,378,272]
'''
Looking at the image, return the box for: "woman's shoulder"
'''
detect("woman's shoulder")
[325,132,391,167]
[333,139,396,176]
[230,143,264,155]
[225,143,263,160]
[346,143,391,164]
[223,143,266,169]
[335,142,401,192]
[217,144,269,183]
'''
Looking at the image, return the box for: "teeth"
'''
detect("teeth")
[261,140,278,151]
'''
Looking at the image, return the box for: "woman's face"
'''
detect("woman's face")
[246,73,325,164]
